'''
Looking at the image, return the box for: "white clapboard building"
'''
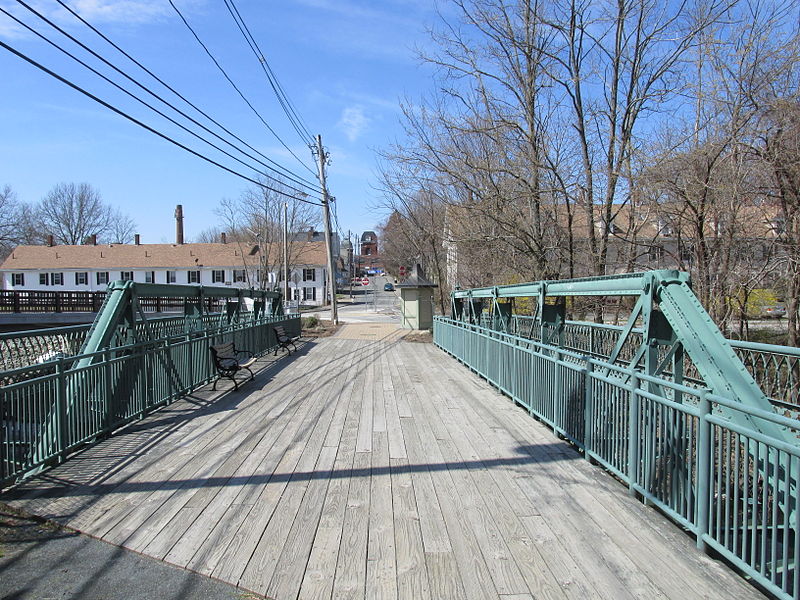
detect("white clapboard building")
[0,238,333,306]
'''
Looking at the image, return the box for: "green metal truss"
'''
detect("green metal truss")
[76,281,284,367]
[452,270,789,442]
[32,282,285,466]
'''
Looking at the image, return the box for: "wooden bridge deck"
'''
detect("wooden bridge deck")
[1,326,762,599]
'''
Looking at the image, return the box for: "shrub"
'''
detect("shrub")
[302,316,319,329]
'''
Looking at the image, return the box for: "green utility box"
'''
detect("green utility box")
[397,264,438,330]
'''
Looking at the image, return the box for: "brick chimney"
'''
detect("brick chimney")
[91,234,97,245]
[175,204,184,245]
[220,232,227,244]
[134,234,140,245]
[47,234,54,247]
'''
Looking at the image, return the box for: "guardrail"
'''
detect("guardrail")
[0,314,234,373]
[1,314,300,488]
[435,316,800,599]
[500,315,800,415]
[0,290,227,314]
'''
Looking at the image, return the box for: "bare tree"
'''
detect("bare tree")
[215,180,320,290]
[38,183,112,245]
[107,209,137,244]
[0,185,23,258]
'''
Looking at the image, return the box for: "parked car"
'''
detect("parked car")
[351,278,362,286]
[763,305,787,318]
[384,283,395,291]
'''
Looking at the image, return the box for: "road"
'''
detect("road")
[306,275,401,324]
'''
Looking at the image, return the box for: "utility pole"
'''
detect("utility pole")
[315,134,339,324]
[347,229,353,298]
[283,202,290,304]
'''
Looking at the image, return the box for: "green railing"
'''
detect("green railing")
[502,316,800,415]
[0,313,251,373]
[435,316,800,599]
[1,314,300,488]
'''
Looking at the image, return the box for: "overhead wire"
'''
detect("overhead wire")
[167,0,318,178]
[48,0,321,192]
[222,0,315,146]
[6,4,320,199]
[0,38,322,206]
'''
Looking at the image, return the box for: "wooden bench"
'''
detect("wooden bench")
[273,325,299,356]
[209,342,256,390]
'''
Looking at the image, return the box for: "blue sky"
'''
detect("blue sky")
[0,0,441,243]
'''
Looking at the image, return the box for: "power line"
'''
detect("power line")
[222,0,315,146]
[5,5,320,199]
[48,0,320,193]
[0,38,322,206]
[168,0,318,177]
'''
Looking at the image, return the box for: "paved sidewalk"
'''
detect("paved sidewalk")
[0,506,255,600]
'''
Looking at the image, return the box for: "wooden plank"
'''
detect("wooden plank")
[457,370,747,599]
[373,348,389,433]
[459,385,666,598]
[297,367,363,600]
[424,552,467,600]
[124,423,266,554]
[383,347,407,459]
[396,347,529,598]
[95,345,324,549]
[409,347,589,599]
[264,445,338,600]
[458,398,640,599]
[355,352,374,453]
[331,450,372,600]
[229,341,349,590]
[152,380,309,561]
[57,350,307,535]
[125,362,319,557]
[397,417,452,554]
[213,345,347,585]
[185,368,335,575]
[366,431,397,600]
[391,457,431,600]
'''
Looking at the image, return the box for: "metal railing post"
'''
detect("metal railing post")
[104,347,114,427]
[553,351,562,434]
[628,372,640,494]
[55,357,67,462]
[583,357,593,455]
[696,390,711,553]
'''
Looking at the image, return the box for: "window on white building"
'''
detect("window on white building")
[166,271,176,283]
[292,288,300,301]
[303,287,316,301]
[51,273,64,285]
[188,270,200,284]
[212,270,225,283]
[75,272,88,285]
[303,268,315,282]
[120,271,133,281]
[12,273,24,286]
[145,271,155,283]
[96,272,109,285]
[233,269,246,283]
[39,273,49,286]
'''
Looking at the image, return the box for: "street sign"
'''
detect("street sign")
[361,277,370,286]
[399,266,406,276]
